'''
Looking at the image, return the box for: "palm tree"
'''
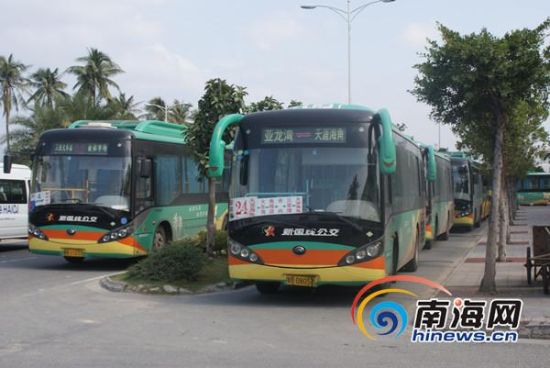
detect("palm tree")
[109,93,140,119]
[143,97,167,121]
[58,93,119,123]
[5,104,67,165]
[0,54,29,153]
[67,48,123,105]
[28,68,69,108]
[168,99,193,124]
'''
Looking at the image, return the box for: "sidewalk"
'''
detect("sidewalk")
[442,206,550,339]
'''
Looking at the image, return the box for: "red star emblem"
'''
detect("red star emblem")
[263,225,275,237]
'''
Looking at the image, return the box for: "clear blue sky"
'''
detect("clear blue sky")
[1,0,549,149]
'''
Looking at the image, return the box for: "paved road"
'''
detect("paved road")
[0,230,549,368]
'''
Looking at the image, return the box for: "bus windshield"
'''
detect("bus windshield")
[452,162,470,201]
[32,155,132,211]
[231,146,380,222]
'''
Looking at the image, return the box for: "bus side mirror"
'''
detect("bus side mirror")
[375,109,396,175]
[139,158,152,178]
[427,146,436,181]
[3,155,12,174]
[208,114,244,178]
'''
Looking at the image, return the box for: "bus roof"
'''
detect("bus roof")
[0,164,31,180]
[68,120,187,144]
[524,172,550,176]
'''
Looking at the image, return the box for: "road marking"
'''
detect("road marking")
[68,272,124,286]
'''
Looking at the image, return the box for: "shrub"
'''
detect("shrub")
[127,239,206,282]
[195,230,227,252]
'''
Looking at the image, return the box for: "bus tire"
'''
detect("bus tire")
[425,218,438,250]
[64,256,84,264]
[391,238,399,275]
[402,231,419,272]
[424,239,432,250]
[438,220,450,241]
[474,209,481,228]
[153,226,167,250]
[255,282,281,294]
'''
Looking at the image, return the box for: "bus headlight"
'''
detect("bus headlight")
[338,239,383,266]
[228,238,263,264]
[366,242,382,257]
[98,225,133,243]
[28,225,48,240]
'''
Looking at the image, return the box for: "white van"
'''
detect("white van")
[0,164,31,240]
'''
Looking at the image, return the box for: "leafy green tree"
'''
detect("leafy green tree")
[67,48,123,105]
[412,20,550,292]
[288,99,303,108]
[247,96,283,112]
[0,54,29,153]
[143,97,167,121]
[187,78,247,253]
[28,68,68,108]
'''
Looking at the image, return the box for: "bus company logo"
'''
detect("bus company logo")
[281,228,340,237]
[263,225,276,237]
[46,213,57,222]
[350,275,522,343]
[58,215,98,223]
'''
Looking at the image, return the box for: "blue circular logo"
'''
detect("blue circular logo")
[121,217,128,225]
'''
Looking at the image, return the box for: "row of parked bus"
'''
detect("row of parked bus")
[12,104,490,292]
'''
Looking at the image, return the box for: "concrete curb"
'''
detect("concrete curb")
[99,275,250,295]
[519,320,550,339]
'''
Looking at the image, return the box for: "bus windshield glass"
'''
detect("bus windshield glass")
[452,162,470,200]
[231,146,380,222]
[32,155,131,211]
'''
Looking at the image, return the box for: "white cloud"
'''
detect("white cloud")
[118,44,205,104]
[401,23,438,48]
[247,12,306,51]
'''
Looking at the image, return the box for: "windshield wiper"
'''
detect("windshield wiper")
[326,212,367,233]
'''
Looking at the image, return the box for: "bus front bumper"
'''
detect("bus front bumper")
[228,256,386,286]
[28,236,147,258]
[454,213,474,226]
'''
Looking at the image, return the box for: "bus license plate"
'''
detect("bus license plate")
[286,275,316,287]
[64,248,84,257]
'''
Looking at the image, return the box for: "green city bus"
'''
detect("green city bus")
[450,152,483,230]
[207,105,432,293]
[516,172,550,205]
[424,149,454,248]
[28,120,228,262]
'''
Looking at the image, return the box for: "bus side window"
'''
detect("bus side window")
[135,158,153,213]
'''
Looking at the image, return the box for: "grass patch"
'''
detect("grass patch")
[116,256,230,292]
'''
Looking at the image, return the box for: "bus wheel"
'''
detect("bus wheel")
[474,210,481,228]
[391,239,399,275]
[153,226,167,250]
[438,220,450,241]
[255,282,281,294]
[402,231,419,272]
[64,256,84,264]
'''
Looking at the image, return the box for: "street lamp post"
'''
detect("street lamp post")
[301,0,395,104]
[146,103,168,122]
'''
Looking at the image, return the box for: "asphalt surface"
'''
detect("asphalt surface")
[0,232,549,368]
